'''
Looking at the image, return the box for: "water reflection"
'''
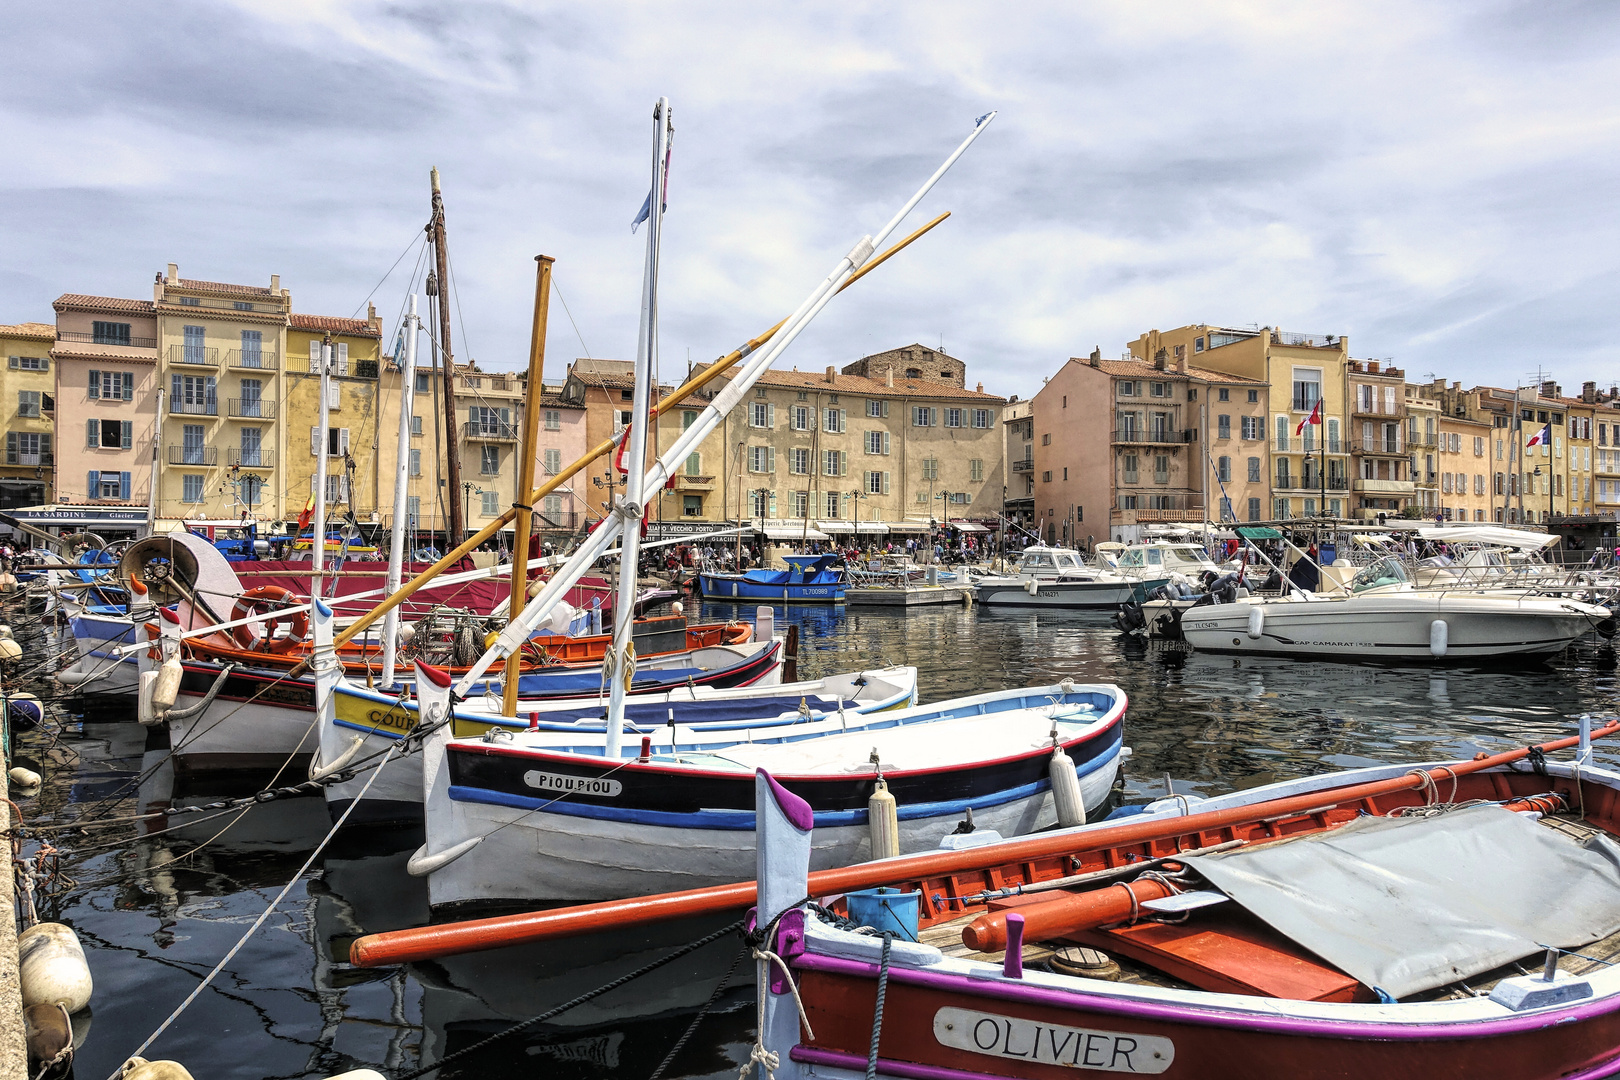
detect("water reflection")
[25,603,1620,1078]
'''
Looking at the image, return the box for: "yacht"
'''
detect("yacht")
[976,546,1166,608]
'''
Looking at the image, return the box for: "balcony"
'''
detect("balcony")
[168,446,218,466]
[1274,438,1347,454]
[227,349,279,370]
[1111,429,1192,445]
[227,398,277,419]
[57,330,157,349]
[227,448,273,469]
[463,421,519,441]
[1359,436,1406,456]
[5,453,53,468]
[1353,478,1416,495]
[674,474,715,492]
[168,344,219,368]
[169,399,217,417]
[1011,456,1034,474]
[1409,434,1438,448]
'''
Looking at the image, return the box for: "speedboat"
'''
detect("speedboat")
[976,547,1164,608]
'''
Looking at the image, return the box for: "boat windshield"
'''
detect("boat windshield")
[1054,553,1084,570]
[1021,552,1055,569]
[1351,557,1409,592]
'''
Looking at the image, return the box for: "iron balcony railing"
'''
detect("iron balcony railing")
[227,349,279,370]
[227,398,277,419]
[1111,429,1192,444]
[227,448,273,468]
[168,344,219,367]
[168,445,218,466]
[169,399,217,416]
[57,330,157,349]
[463,421,519,441]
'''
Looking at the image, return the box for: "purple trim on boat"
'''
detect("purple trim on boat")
[761,769,814,831]
[791,1045,1005,1080]
[1570,1057,1620,1080]
[795,951,1620,1041]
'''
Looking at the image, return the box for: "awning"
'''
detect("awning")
[949,521,989,533]
[762,522,831,541]
[856,522,888,535]
[816,519,888,535]
[1236,526,1283,540]
[886,520,932,533]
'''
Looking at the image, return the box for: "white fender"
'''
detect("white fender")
[1049,744,1086,828]
[1024,579,1040,596]
[9,767,40,790]
[137,670,157,727]
[119,1059,195,1080]
[1430,618,1448,658]
[868,778,899,860]
[1246,606,1265,639]
[406,836,482,877]
[18,923,92,1013]
[150,654,183,714]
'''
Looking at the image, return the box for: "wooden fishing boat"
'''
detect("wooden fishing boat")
[409,674,1125,909]
[698,553,847,603]
[746,723,1620,1080]
[318,661,920,824]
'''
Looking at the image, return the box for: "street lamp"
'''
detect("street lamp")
[1533,465,1554,525]
[462,482,486,537]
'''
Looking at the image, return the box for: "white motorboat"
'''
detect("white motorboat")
[1179,557,1609,661]
[976,547,1166,608]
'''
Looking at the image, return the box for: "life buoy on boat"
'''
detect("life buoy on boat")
[230,586,310,653]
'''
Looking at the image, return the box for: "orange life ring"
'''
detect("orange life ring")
[230,586,310,652]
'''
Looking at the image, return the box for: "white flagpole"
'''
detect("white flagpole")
[381,300,419,688]
[313,337,332,592]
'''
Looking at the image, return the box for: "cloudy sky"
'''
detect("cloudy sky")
[4,2,1618,399]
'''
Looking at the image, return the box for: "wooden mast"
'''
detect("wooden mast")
[429,167,465,546]
[502,256,554,716]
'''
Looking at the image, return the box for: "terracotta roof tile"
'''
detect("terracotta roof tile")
[1083,357,1266,385]
[49,346,156,364]
[538,392,583,410]
[54,294,155,315]
[289,313,381,338]
[0,322,57,342]
[738,367,1006,402]
[176,277,273,298]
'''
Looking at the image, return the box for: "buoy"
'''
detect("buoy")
[119,1059,195,1080]
[671,600,684,618]
[0,624,14,639]
[1048,737,1087,828]
[150,653,183,714]
[1430,619,1448,658]
[10,766,41,790]
[137,670,157,726]
[1246,606,1264,639]
[483,629,500,651]
[0,638,22,661]
[24,1002,72,1074]
[18,923,93,1013]
[8,692,43,730]
[868,774,899,861]
[406,836,483,877]
[321,1071,387,1080]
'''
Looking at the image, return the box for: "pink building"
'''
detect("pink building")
[51,294,161,512]
[533,390,589,533]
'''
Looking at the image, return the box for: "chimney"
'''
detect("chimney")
[885,367,894,388]
[368,302,380,331]
[1542,380,1558,399]
[1368,360,1380,374]
[166,263,179,284]
[975,382,984,393]
[1584,381,1597,403]
[271,274,280,293]
[1089,347,1101,367]
[825,365,836,384]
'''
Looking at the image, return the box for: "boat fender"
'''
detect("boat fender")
[150,653,183,714]
[24,1002,72,1075]
[1246,607,1264,639]
[18,923,92,1013]
[868,775,899,861]
[320,1072,388,1080]
[0,638,21,661]
[8,692,42,730]
[1024,579,1039,596]
[1430,619,1448,658]
[310,735,365,782]
[406,836,483,877]
[9,766,40,791]
[1048,734,1087,828]
[137,670,157,726]
[119,1059,195,1080]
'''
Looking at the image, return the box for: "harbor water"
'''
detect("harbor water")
[17,601,1620,1078]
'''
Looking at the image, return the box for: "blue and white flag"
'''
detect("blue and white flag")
[631,144,673,233]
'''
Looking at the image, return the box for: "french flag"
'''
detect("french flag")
[1526,422,1551,448]
[1294,398,1322,436]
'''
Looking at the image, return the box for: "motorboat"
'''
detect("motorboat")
[976,546,1165,608]
[750,720,1620,1080]
[1178,556,1610,661]
[411,675,1126,908]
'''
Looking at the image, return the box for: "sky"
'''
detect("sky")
[4,1,1619,400]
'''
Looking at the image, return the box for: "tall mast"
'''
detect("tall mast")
[429,167,465,545]
[313,336,332,584]
[381,298,419,688]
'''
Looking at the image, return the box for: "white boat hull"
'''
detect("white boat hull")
[977,578,1156,609]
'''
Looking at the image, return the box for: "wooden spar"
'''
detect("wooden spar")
[347,721,1618,967]
[429,167,465,546]
[502,256,554,717]
[315,211,953,664]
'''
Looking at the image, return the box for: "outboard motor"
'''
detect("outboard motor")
[1207,572,1243,605]
[1113,601,1146,634]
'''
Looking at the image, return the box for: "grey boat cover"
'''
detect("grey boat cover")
[1185,803,1620,999]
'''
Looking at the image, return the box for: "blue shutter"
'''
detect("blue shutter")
[88,370,100,399]
[205,377,217,414]
[119,472,131,500]
[123,374,134,401]
[170,374,181,410]
[88,471,99,499]
[87,419,97,448]
[121,421,132,449]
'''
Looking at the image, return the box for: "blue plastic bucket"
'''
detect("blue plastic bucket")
[845,887,920,941]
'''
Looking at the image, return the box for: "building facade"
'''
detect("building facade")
[1003,397,1034,537]
[50,296,160,514]
[1346,359,1412,521]
[0,321,59,508]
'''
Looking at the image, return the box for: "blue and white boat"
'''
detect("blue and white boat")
[698,552,846,603]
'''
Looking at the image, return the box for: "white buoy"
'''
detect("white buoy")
[321,1072,388,1080]
[1024,579,1040,596]
[1049,737,1087,828]
[0,625,14,639]
[1430,619,1448,658]
[9,766,40,790]
[671,600,684,618]
[150,653,183,714]
[1246,606,1265,639]
[868,775,899,860]
[137,670,157,726]
[120,1059,196,1080]
[0,638,22,661]
[18,923,93,1013]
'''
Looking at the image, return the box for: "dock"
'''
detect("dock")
[845,584,974,607]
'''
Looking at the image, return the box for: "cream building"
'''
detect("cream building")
[0,321,59,508]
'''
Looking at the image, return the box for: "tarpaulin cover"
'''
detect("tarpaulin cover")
[232,561,614,619]
[1186,804,1620,999]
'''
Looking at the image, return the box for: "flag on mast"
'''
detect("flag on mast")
[1526,422,1552,448]
[1294,398,1323,436]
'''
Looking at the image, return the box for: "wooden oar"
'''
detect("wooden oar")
[291,211,952,678]
[347,721,1618,967]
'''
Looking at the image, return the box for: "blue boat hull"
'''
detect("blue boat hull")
[698,574,845,602]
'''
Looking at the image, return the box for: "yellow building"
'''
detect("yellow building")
[283,313,383,525]
[1404,383,1441,517]
[1130,325,1354,520]
[1437,413,1493,522]
[1557,387,1597,520]
[0,321,58,507]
